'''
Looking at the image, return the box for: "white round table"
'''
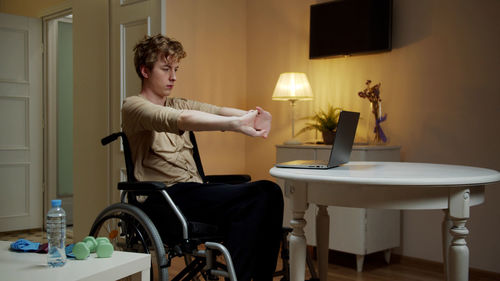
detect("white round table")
[270,161,500,281]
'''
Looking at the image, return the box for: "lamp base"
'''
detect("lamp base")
[284,138,302,145]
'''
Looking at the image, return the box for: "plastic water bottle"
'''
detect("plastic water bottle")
[47,199,67,267]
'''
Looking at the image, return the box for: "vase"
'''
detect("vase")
[321,130,336,145]
[367,101,388,144]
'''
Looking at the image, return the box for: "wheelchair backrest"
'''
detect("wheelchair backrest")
[101,131,206,183]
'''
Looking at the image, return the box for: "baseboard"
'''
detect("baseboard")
[393,254,500,280]
[308,246,500,279]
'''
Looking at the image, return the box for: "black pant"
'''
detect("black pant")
[143,180,284,281]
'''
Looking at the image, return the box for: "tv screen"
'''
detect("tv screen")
[309,0,392,59]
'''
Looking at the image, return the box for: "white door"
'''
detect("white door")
[108,0,165,203]
[0,12,43,232]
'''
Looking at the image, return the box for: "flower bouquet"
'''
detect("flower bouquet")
[358,80,387,143]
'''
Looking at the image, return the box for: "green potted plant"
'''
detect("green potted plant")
[297,105,342,144]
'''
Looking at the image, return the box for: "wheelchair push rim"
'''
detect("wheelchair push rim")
[89,203,168,281]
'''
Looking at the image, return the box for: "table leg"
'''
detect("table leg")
[356,255,365,272]
[384,249,392,264]
[289,181,308,281]
[448,188,470,281]
[316,205,329,281]
[442,209,452,281]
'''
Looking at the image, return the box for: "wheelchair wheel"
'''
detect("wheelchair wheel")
[90,203,168,281]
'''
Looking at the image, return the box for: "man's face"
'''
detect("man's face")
[143,54,179,98]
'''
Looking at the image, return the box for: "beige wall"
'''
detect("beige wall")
[73,0,250,241]
[246,0,316,182]
[246,0,500,273]
[165,0,248,175]
[71,0,109,241]
[0,0,66,17]
[3,0,500,274]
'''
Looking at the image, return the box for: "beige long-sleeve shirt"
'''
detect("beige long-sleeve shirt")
[122,95,222,186]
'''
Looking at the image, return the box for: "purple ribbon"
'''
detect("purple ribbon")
[374,114,388,143]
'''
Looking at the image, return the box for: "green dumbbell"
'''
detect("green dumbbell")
[95,237,109,245]
[73,236,98,260]
[96,237,114,258]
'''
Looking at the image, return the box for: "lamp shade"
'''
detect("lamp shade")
[272,72,313,101]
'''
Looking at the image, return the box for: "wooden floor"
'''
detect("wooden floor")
[0,226,74,244]
[2,229,498,280]
[168,250,500,281]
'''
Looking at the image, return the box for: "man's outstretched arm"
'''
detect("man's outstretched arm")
[177,109,269,138]
[217,106,272,138]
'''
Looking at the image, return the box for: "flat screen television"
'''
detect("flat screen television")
[309,0,393,59]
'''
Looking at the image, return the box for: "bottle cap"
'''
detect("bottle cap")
[51,199,62,207]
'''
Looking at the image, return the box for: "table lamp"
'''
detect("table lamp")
[272,72,313,145]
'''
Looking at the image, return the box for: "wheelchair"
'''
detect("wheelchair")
[88,131,305,281]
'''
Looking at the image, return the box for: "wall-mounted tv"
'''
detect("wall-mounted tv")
[309,0,393,59]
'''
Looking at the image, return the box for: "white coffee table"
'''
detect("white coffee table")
[0,240,151,281]
[270,161,500,281]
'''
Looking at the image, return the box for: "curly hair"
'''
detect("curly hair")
[133,34,187,81]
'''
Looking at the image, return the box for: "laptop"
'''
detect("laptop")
[275,111,360,169]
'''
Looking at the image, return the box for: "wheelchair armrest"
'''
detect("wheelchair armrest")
[117,181,167,192]
[204,174,251,184]
[118,181,191,241]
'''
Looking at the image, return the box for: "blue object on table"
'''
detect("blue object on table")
[65,244,76,259]
[10,239,40,252]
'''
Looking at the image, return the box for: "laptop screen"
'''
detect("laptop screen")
[328,111,360,166]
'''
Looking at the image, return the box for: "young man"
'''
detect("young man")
[122,34,283,281]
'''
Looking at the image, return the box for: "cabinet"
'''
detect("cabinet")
[276,144,401,272]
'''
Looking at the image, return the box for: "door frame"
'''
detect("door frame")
[42,6,73,226]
